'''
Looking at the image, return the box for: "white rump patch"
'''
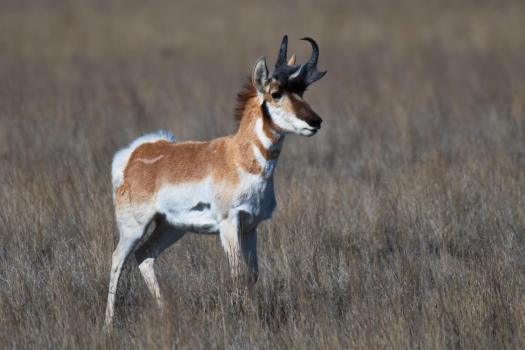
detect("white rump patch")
[111,131,175,191]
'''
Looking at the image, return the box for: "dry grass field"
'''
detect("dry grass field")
[1,0,525,348]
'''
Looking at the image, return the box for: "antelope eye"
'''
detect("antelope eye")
[271,91,282,100]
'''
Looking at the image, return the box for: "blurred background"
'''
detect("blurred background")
[1,0,525,348]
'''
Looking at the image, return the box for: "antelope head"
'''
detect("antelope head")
[252,35,327,136]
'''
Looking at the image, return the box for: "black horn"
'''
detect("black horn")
[271,35,326,93]
[275,35,288,67]
[300,37,326,86]
[302,37,319,67]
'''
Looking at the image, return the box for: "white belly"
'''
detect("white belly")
[154,174,276,234]
[155,179,221,234]
[234,178,276,231]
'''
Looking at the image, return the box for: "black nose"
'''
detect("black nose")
[308,118,322,129]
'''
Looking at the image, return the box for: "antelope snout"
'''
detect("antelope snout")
[308,116,322,130]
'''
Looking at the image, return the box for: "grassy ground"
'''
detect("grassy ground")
[1,0,525,348]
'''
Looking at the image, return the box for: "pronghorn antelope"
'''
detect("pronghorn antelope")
[104,35,326,328]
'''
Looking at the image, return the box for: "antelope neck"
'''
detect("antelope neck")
[234,97,284,176]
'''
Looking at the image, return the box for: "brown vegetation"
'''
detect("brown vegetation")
[1,0,525,348]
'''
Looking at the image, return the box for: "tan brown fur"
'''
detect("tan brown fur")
[116,72,320,205]
[234,80,258,122]
[288,93,319,121]
[262,79,320,128]
[116,84,283,205]
[232,87,277,172]
[262,119,279,141]
[116,138,237,203]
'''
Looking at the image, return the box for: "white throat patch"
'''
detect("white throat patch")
[254,118,274,149]
[266,104,312,134]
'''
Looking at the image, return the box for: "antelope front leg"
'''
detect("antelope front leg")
[219,216,242,279]
[219,215,259,284]
[240,229,258,284]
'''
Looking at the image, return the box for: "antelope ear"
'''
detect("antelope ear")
[287,54,296,66]
[252,57,269,94]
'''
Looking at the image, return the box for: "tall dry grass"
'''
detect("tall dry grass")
[1,0,525,348]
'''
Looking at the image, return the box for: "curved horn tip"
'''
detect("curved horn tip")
[301,37,320,66]
[301,37,319,48]
[301,37,316,42]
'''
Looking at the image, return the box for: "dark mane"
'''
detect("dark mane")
[234,79,257,122]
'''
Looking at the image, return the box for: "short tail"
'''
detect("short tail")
[111,130,176,191]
